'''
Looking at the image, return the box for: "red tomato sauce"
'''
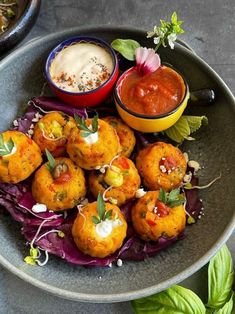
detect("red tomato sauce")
[120,65,186,115]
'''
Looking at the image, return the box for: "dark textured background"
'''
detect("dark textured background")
[0,0,234,313]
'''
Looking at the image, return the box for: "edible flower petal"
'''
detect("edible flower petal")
[135,47,161,75]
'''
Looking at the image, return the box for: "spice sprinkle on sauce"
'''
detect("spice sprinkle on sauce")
[50,43,114,93]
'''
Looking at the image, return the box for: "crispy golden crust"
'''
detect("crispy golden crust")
[33,111,76,157]
[103,116,136,157]
[32,157,86,211]
[136,142,187,191]
[0,131,42,183]
[72,201,127,258]
[89,156,141,206]
[131,191,186,241]
[66,119,120,170]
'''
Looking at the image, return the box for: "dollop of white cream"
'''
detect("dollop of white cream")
[32,203,47,213]
[95,218,123,238]
[50,43,114,92]
[135,188,147,198]
[83,131,99,144]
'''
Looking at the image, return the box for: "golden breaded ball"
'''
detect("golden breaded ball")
[66,118,120,170]
[136,142,187,191]
[132,191,186,241]
[0,130,42,183]
[72,201,127,258]
[89,156,141,206]
[103,116,136,157]
[33,111,76,157]
[32,157,86,211]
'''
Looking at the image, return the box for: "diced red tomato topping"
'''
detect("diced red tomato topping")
[118,157,130,169]
[159,156,177,171]
[147,219,157,226]
[156,200,170,217]
[54,172,71,184]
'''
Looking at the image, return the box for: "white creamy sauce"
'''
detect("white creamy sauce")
[32,203,47,213]
[95,218,123,238]
[50,43,114,92]
[135,188,147,198]
[83,131,99,144]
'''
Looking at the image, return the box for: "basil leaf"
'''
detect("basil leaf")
[111,39,140,61]
[215,292,234,314]
[131,285,206,314]
[97,193,105,221]
[105,209,113,220]
[168,188,180,202]
[91,115,99,133]
[91,216,100,225]
[74,115,89,132]
[80,131,91,138]
[167,199,185,208]
[158,188,167,203]
[45,148,56,172]
[207,245,234,309]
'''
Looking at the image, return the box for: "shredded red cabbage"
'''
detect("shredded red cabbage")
[0,96,203,267]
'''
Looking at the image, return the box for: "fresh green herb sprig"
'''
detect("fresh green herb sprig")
[92,193,113,225]
[158,188,185,208]
[132,245,234,314]
[0,133,14,156]
[74,114,99,138]
[45,148,56,172]
[147,11,184,51]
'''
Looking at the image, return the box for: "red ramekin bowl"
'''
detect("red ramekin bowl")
[45,36,119,107]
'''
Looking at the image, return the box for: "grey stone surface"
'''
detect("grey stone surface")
[0,0,234,313]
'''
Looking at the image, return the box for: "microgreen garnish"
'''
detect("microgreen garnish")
[74,114,99,138]
[0,133,15,156]
[92,193,113,225]
[147,11,184,50]
[158,188,185,208]
[45,148,56,172]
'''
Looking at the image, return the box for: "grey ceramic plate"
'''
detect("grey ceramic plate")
[0,26,234,303]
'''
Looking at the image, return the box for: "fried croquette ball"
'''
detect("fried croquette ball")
[33,111,76,157]
[66,118,120,170]
[103,116,136,157]
[136,142,187,191]
[89,156,141,206]
[72,200,127,258]
[0,130,42,183]
[132,191,186,241]
[32,157,86,211]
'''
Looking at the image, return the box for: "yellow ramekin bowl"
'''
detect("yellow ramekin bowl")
[114,66,190,133]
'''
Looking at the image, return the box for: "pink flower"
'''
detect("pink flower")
[135,47,161,75]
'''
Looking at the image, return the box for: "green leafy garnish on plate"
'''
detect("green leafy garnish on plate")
[147,11,184,50]
[164,115,208,143]
[92,193,113,225]
[0,133,15,156]
[111,39,140,61]
[74,114,99,138]
[132,245,235,314]
[158,188,185,208]
[207,245,234,309]
[45,148,56,172]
